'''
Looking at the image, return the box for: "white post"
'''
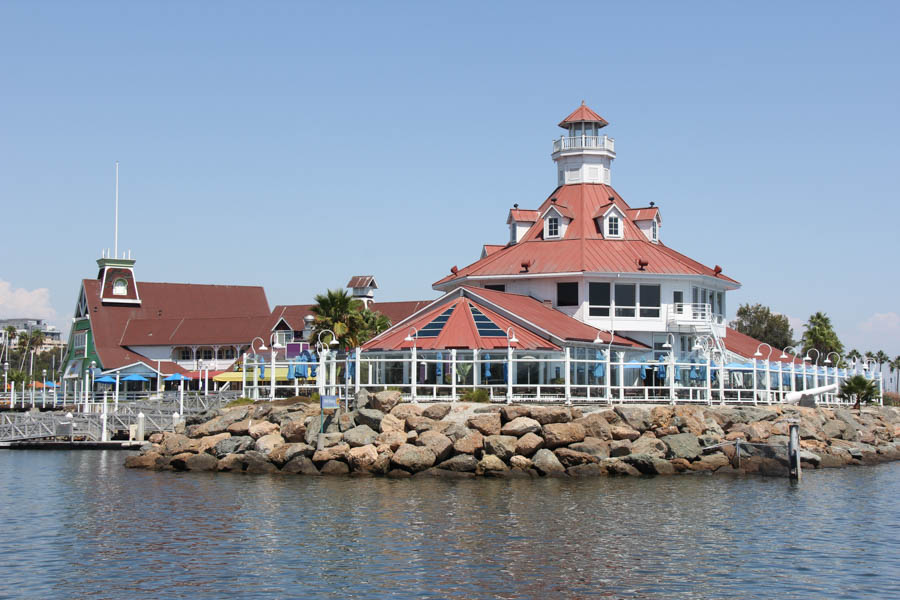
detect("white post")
[618,352,625,401]
[473,349,480,387]
[605,349,612,403]
[354,348,362,395]
[136,412,145,442]
[719,360,725,405]
[765,360,772,405]
[752,359,758,406]
[242,352,248,398]
[179,379,184,416]
[705,355,712,405]
[101,391,108,442]
[329,353,337,398]
[205,367,209,398]
[778,361,784,404]
[450,349,457,402]
[270,350,276,401]
[84,369,89,413]
[317,350,326,398]
[669,351,676,405]
[253,353,259,400]
[509,345,517,405]
[410,346,418,403]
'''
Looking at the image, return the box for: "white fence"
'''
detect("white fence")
[237,349,885,407]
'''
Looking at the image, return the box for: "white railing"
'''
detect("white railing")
[552,135,615,153]
[669,302,721,324]
[237,350,883,408]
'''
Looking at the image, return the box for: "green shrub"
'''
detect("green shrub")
[225,397,254,407]
[461,388,490,403]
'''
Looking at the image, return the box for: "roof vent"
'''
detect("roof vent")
[450,265,458,274]
[609,196,615,203]
[637,258,649,271]
[513,203,519,209]
[520,260,532,273]
[649,201,655,207]
[550,198,557,204]
[714,265,723,275]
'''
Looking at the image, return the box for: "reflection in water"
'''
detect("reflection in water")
[1,451,899,599]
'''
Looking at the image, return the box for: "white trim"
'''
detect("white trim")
[436,271,741,290]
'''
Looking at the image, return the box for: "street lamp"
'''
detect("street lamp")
[42,368,47,408]
[824,351,841,366]
[29,349,35,406]
[753,343,773,361]
[780,345,799,360]
[3,362,8,406]
[403,327,419,347]
[315,329,338,398]
[249,336,267,400]
[505,327,519,347]
[661,332,676,350]
[804,348,821,365]
[269,332,285,400]
[505,327,518,405]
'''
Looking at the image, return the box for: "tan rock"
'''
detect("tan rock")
[467,413,501,436]
[509,455,533,470]
[476,454,508,475]
[197,432,231,455]
[543,422,586,448]
[348,444,379,471]
[160,432,200,455]
[416,430,454,462]
[574,412,613,440]
[216,453,246,472]
[280,420,306,442]
[379,413,406,433]
[248,421,279,440]
[422,403,451,420]
[255,433,284,455]
[528,406,575,425]
[650,406,675,429]
[148,433,163,444]
[453,431,484,455]
[610,425,640,442]
[673,406,706,436]
[515,432,544,457]
[124,451,162,469]
[226,418,252,436]
[391,404,424,420]
[501,416,542,437]
[376,430,407,450]
[312,442,350,464]
[268,442,313,466]
[553,447,599,467]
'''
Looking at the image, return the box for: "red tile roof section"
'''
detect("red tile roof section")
[508,209,540,222]
[482,244,505,257]
[120,316,274,346]
[627,207,660,222]
[434,184,739,287]
[723,327,802,364]
[558,102,609,129]
[347,276,377,288]
[83,279,270,371]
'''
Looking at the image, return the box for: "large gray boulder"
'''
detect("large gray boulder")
[268,442,314,466]
[213,435,254,458]
[532,448,566,475]
[569,438,610,459]
[282,455,319,475]
[476,454,509,476]
[483,435,518,461]
[661,433,702,461]
[391,443,436,473]
[553,448,600,467]
[623,453,673,475]
[467,413,501,436]
[356,408,385,431]
[343,424,379,448]
[614,406,652,432]
[631,435,667,458]
[437,454,478,472]
[254,433,284,455]
[574,412,613,440]
[443,422,471,442]
[354,389,371,410]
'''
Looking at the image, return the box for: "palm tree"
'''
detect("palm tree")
[875,350,890,370]
[839,374,879,413]
[846,349,862,363]
[310,289,366,350]
[2,326,16,362]
[801,311,844,359]
[360,309,391,343]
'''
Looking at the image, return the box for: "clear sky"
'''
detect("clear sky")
[1,1,898,355]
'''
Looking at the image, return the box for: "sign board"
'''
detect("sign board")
[320,395,339,410]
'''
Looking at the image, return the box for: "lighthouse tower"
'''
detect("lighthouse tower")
[550,101,616,186]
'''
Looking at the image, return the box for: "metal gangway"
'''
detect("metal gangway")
[0,392,231,444]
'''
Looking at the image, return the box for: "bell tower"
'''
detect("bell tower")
[96,161,141,305]
[551,101,616,186]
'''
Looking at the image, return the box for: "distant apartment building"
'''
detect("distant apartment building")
[0,318,65,353]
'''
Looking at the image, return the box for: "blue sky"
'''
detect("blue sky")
[1,1,898,355]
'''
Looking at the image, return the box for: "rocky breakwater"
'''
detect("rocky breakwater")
[125,391,900,479]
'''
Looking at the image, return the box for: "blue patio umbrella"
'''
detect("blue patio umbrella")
[43,380,59,387]
[435,352,443,380]
[298,350,311,378]
[348,350,356,379]
[122,374,149,382]
[592,350,604,378]
[164,373,188,382]
[724,362,753,370]
[310,352,318,377]
[483,353,492,378]
[95,376,117,384]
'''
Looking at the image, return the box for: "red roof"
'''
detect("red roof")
[270,300,433,332]
[723,327,802,364]
[83,279,271,372]
[434,184,739,287]
[558,102,609,129]
[347,276,377,288]
[120,316,273,346]
[627,206,661,223]
[482,244,505,258]
[508,209,540,223]
[363,287,647,352]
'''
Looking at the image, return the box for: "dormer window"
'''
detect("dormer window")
[606,215,620,238]
[113,278,128,296]
[651,220,658,242]
[547,216,559,238]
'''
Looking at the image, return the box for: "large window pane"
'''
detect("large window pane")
[588,282,610,316]
[640,284,661,317]
[557,282,578,306]
[615,283,635,317]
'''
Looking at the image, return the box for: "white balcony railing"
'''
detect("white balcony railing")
[670,303,713,324]
[552,135,615,153]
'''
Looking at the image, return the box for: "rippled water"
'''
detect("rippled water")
[1,451,899,599]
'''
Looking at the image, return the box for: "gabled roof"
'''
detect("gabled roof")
[482,244,506,258]
[627,206,661,223]
[363,286,647,352]
[540,202,574,220]
[269,300,434,332]
[433,183,739,288]
[558,102,609,129]
[120,316,273,346]
[82,279,271,371]
[507,209,540,223]
[347,276,377,289]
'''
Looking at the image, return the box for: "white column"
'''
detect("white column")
[270,350,276,401]
[563,347,570,405]
[705,355,712,406]
[450,349,457,402]
[410,346,418,403]
[329,353,337,397]
[617,352,625,401]
[473,349,480,387]
[354,347,362,395]
[317,350,326,398]
[179,379,184,415]
[668,351,676,405]
[718,360,725,405]
[508,345,516,405]
[752,360,758,406]
[765,361,772,405]
[605,349,611,402]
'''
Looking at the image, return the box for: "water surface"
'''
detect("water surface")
[1,451,898,599]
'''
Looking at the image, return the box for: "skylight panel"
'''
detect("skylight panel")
[416,306,455,338]
[469,306,508,337]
